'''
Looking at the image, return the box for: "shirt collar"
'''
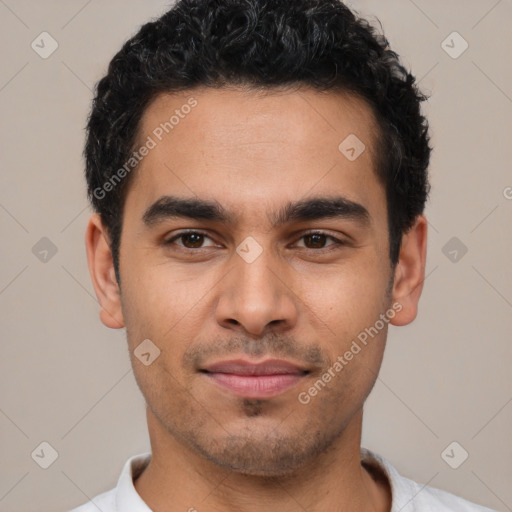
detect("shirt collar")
[116,448,399,511]
[115,451,152,511]
[361,447,417,512]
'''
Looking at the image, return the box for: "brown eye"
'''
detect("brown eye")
[180,232,205,248]
[296,231,344,250]
[303,233,328,249]
[165,231,216,249]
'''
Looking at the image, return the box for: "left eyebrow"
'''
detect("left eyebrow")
[270,196,371,229]
[141,195,371,229]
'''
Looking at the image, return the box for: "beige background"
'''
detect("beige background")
[0,1,511,511]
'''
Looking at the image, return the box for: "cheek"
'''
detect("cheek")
[298,259,390,328]
[119,260,216,366]
[131,352,203,428]
[120,259,190,324]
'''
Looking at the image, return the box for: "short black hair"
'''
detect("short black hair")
[84,0,431,284]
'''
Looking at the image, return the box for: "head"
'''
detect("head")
[85,0,430,476]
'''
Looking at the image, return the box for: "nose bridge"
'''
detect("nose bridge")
[236,240,279,300]
[215,236,297,335]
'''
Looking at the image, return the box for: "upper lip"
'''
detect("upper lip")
[202,358,309,376]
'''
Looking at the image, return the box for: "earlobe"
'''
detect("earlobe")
[389,215,428,327]
[85,214,125,329]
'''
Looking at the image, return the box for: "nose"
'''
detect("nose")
[214,244,298,337]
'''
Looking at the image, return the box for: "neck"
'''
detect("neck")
[134,407,391,512]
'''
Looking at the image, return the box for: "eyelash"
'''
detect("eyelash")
[164,230,346,252]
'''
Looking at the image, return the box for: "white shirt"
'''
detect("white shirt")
[68,447,497,511]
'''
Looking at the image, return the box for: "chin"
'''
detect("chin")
[186,429,332,478]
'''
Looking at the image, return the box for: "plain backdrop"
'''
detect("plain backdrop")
[0,1,511,511]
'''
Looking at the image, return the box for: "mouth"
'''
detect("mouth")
[200,358,311,399]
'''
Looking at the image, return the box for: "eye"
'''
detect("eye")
[294,230,345,250]
[164,230,218,249]
[163,230,345,251]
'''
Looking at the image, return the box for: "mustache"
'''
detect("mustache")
[183,332,328,370]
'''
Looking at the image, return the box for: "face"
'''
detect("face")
[87,86,425,476]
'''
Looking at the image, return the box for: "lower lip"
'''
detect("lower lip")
[205,373,305,399]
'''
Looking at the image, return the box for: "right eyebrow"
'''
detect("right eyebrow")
[142,196,235,226]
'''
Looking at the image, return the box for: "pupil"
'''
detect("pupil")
[306,234,325,248]
[184,233,203,248]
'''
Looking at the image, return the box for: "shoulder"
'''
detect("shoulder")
[66,452,151,512]
[66,487,116,512]
[360,447,497,512]
[395,472,497,511]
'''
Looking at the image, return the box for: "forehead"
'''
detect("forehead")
[125,86,385,227]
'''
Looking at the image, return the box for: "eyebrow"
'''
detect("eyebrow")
[142,194,370,229]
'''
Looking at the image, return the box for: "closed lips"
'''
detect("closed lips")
[202,359,310,376]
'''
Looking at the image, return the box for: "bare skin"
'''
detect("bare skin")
[86,86,427,512]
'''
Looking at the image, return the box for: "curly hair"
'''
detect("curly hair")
[84,0,431,283]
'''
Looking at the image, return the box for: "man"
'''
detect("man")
[72,0,496,510]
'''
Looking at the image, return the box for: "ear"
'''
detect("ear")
[389,214,428,326]
[85,214,125,329]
